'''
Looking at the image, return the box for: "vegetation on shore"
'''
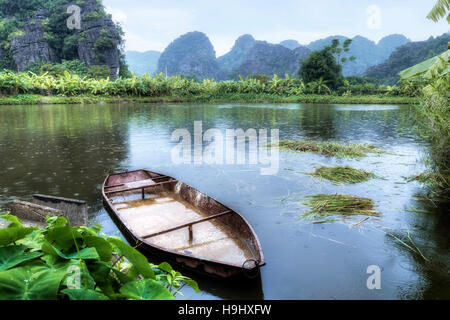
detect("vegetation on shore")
[0,92,417,106]
[0,71,418,106]
[0,214,198,300]
[303,194,379,219]
[309,166,377,184]
[399,1,450,198]
[279,140,382,158]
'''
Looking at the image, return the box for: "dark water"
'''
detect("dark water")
[0,103,449,300]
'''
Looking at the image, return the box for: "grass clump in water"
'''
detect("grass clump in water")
[303,194,379,219]
[408,171,449,190]
[278,140,381,158]
[309,166,377,184]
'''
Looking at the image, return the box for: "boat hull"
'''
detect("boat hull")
[102,169,265,278]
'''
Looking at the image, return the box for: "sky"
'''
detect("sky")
[102,0,450,57]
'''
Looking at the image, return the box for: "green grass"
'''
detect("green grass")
[308,166,377,184]
[408,171,450,191]
[279,140,382,158]
[303,194,379,219]
[0,93,417,106]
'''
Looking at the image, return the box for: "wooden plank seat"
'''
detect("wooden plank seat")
[142,210,232,240]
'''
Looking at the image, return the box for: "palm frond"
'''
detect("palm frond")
[427,0,450,22]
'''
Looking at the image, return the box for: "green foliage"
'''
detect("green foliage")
[0,70,414,99]
[330,38,356,65]
[0,0,126,74]
[401,46,450,196]
[87,65,110,80]
[0,214,198,300]
[427,0,450,22]
[299,46,343,89]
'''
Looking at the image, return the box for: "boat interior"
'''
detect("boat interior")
[104,170,260,267]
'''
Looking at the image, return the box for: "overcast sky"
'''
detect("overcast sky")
[102,0,450,56]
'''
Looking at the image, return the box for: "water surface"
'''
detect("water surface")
[0,103,449,299]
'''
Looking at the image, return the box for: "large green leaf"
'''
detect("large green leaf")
[84,236,113,262]
[16,229,46,252]
[0,226,36,246]
[0,265,65,300]
[46,216,68,228]
[107,237,155,279]
[43,243,99,261]
[0,245,43,271]
[61,288,109,300]
[44,226,82,251]
[0,215,23,228]
[119,279,174,300]
[400,50,449,79]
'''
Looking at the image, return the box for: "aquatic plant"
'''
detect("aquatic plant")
[0,214,199,300]
[279,140,381,158]
[302,194,379,219]
[308,166,377,184]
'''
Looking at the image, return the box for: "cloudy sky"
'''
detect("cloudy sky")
[102,0,449,56]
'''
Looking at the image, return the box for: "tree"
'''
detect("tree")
[427,0,450,23]
[298,47,343,89]
[330,39,356,65]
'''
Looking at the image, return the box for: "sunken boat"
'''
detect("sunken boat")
[102,169,265,278]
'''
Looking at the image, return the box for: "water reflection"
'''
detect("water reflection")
[0,103,448,299]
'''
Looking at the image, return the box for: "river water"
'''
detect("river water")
[0,103,448,299]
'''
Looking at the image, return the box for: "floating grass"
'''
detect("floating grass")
[308,166,377,184]
[278,140,381,158]
[302,194,379,219]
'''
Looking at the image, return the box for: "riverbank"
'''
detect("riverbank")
[0,93,418,106]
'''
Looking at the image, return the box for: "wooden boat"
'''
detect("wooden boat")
[102,169,265,278]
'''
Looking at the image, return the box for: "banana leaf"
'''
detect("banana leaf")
[400,49,449,79]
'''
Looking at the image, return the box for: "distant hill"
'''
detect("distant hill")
[217,34,256,78]
[125,51,161,75]
[217,35,310,79]
[234,41,310,78]
[365,33,450,84]
[307,34,410,76]
[157,31,222,80]
[279,40,301,50]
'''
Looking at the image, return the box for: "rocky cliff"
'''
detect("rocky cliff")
[2,0,124,79]
[10,10,58,71]
[157,31,222,80]
[77,0,123,78]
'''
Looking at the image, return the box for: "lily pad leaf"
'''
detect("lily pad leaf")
[61,288,109,300]
[0,245,43,271]
[119,279,174,300]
